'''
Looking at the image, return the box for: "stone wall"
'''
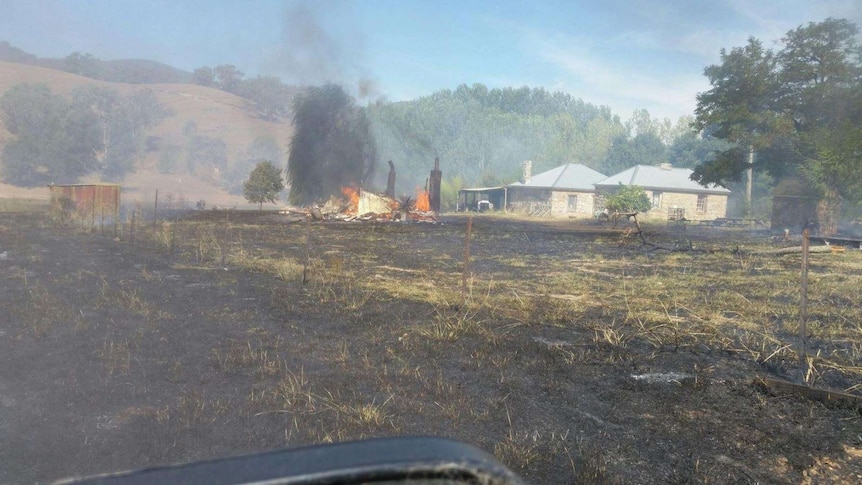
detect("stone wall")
[508,187,597,218]
[549,190,596,217]
[507,186,726,220]
[642,190,727,221]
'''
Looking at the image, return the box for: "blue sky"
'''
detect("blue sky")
[1,0,859,121]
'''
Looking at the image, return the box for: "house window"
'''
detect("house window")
[651,191,662,209]
[567,195,578,212]
[697,194,707,212]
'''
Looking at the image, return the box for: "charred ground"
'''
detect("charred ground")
[1,211,861,484]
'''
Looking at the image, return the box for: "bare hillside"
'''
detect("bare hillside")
[0,61,293,206]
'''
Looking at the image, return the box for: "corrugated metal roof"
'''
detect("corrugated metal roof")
[509,164,607,191]
[47,183,121,187]
[595,165,730,194]
[460,186,506,192]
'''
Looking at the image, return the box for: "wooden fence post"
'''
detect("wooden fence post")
[222,211,229,266]
[130,210,136,244]
[800,228,809,381]
[169,221,176,259]
[153,189,159,234]
[302,215,311,285]
[462,216,473,300]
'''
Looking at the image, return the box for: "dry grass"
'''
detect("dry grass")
[162,216,862,392]
[7,207,862,485]
[103,214,862,483]
[237,256,304,282]
[0,198,49,212]
[410,300,490,342]
[160,391,231,429]
[211,338,286,378]
[97,340,131,377]
[11,284,72,337]
[97,280,167,320]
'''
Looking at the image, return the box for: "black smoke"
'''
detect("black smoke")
[269,0,376,97]
[286,84,376,205]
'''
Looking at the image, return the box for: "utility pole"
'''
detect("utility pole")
[746,147,754,218]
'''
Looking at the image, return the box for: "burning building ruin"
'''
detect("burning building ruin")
[287,158,441,223]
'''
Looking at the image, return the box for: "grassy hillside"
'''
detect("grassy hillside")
[0,61,293,207]
[0,41,193,84]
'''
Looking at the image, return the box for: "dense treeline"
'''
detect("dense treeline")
[0,83,171,185]
[366,84,717,199]
[191,65,301,121]
[367,84,622,191]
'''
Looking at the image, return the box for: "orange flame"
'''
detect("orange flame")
[415,188,431,212]
[341,186,360,213]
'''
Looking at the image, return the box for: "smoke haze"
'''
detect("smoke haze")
[268,0,376,99]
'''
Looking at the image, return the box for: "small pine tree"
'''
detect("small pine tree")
[243,161,284,209]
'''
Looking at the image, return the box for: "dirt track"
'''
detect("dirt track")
[1,211,860,484]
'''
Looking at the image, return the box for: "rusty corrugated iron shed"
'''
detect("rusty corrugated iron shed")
[48,183,121,224]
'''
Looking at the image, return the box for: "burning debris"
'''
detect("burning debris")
[283,186,438,223]
[282,158,442,223]
[414,187,431,212]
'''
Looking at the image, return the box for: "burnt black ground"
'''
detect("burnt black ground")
[1,211,860,484]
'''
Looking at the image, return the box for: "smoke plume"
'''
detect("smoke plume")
[286,84,377,205]
[269,0,376,98]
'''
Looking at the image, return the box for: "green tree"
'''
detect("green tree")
[186,135,227,177]
[243,160,285,209]
[192,66,215,87]
[0,83,98,185]
[64,52,102,78]
[225,137,285,195]
[0,40,38,64]
[668,131,733,169]
[601,132,667,175]
[439,175,464,211]
[693,37,787,184]
[1,83,170,185]
[287,84,377,205]
[238,76,293,121]
[70,86,170,180]
[213,64,244,93]
[693,18,862,227]
[158,145,182,174]
[626,108,657,138]
[604,184,651,214]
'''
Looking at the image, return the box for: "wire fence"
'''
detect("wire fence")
[54,190,221,259]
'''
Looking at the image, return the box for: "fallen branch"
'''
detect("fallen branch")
[746,245,836,256]
[756,377,862,412]
[624,212,709,253]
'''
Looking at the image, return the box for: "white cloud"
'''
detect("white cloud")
[521,29,708,120]
[511,1,860,121]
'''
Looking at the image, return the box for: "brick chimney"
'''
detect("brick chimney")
[522,160,532,183]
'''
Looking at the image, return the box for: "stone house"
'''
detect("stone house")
[594,164,730,221]
[506,163,607,217]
